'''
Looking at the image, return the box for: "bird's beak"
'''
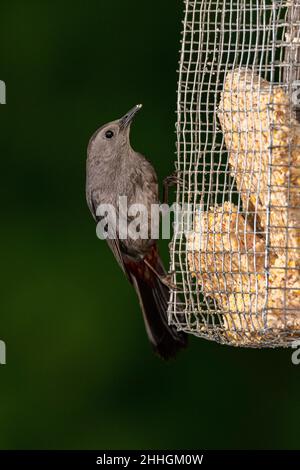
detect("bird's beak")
[119,104,143,129]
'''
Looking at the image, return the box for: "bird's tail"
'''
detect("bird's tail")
[130,251,187,359]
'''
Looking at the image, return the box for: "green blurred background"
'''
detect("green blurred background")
[0,0,298,450]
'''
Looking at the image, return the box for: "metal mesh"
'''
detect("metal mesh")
[168,0,300,347]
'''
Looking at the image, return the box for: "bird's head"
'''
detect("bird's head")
[87,104,142,160]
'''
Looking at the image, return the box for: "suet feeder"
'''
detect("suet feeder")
[168,0,300,347]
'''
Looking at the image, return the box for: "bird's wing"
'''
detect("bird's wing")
[88,192,131,280]
[86,189,97,222]
[106,237,132,281]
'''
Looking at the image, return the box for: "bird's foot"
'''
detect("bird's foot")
[163,172,184,205]
[161,273,177,291]
[144,259,177,290]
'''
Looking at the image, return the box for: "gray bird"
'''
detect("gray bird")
[86,104,187,359]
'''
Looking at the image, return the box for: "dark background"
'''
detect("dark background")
[0,0,298,450]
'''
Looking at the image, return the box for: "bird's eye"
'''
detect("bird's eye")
[105,130,114,139]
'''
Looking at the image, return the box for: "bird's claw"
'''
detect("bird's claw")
[163,172,183,205]
[161,273,177,291]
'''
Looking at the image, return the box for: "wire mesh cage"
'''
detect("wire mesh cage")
[168,0,300,347]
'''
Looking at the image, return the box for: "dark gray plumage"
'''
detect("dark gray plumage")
[86,105,187,359]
